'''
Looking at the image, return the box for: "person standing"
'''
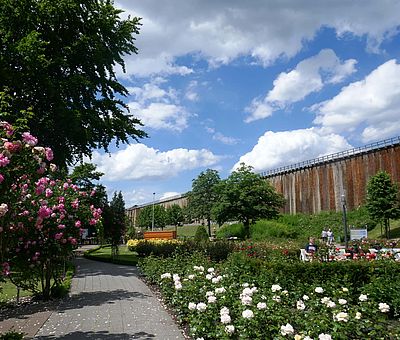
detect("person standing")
[321,228,328,243]
[327,229,334,244]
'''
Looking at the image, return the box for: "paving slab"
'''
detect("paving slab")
[33,257,185,339]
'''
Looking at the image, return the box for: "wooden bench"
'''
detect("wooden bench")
[143,230,177,240]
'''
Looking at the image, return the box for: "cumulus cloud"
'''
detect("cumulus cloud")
[313,59,400,142]
[115,0,400,77]
[245,49,356,122]
[90,144,221,181]
[232,128,352,173]
[127,79,192,131]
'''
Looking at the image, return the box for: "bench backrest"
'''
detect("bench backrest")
[143,230,177,240]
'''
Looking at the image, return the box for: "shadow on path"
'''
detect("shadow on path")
[35,330,156,339]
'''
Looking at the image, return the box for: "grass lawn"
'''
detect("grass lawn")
[0,279,32,304]
[85,245,138,265]
[164,224,200,238]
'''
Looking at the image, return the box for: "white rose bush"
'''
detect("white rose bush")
[139,251,400,339]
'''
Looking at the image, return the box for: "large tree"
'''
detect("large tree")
[103,191,126,257]
[366,171,400,239]
[137,205,166,230]
[166,204,184,232]
[0,0,146,167]
[212,163,285,238]
[187,169,221,236]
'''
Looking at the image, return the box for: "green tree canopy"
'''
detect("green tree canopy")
[212,163,285,238]
[187,169,221,235]
[137,205,166,230]
[366,171,400,238]
[0,0,146,167]
[103,191,126,257]
[166,204,184,229]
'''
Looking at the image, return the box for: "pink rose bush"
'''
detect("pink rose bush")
[0,121,101,298]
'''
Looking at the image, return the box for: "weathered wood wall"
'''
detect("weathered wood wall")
[265,144,400,214]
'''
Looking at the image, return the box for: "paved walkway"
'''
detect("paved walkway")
[1,255,185,339]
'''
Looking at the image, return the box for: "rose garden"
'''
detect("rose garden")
[1,0,400,339]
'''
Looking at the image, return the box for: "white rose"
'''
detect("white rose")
[338,299,347,305]
[280,323,294,336]
[208,295,217,303]
[342,287,349,292]
[205,274,213,280]
[242,309,254,319]
[359,294,368,302]
[188,274,195,280]
[241,295,252,305]
[296,300,305,310]
[206,291,214,297]
[319,334,332,340]
[379,302,390,313]
[160,273,171,279]
[215,287,226,294]
[225,325,235,334]
[271,284,282,292]
[207,267,215,273]
[196,303,207,312]
[355,312,362,319]
[220,313,231,324]
[303,295,310,301]
[334,312,349,322]
[327,301,336,308]
[220,307,229,315]
[188,302,196,310]
[257,302,267,310]
[315,287,324,294]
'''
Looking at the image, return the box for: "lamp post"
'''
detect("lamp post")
[151,192,155,231]
[340,194,348,249]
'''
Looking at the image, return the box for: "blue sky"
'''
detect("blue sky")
[87,0,400,208]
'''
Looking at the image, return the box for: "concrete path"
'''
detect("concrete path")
[33,257,185,339]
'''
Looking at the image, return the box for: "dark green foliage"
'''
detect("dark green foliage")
[70,163,108,240]
[137,205,166,229]
[166,204,184,227]
[194,225,209,242]
[187,169,221,235]
[134,241,184,258]
[103,191,126,257]
[366,171,400,238]
[0,330,24,340]
[0,0,146,167]
[212,164,285,238]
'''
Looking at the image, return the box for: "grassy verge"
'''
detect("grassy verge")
[0,262,75,304]
[84,245,138,265]
[0,280,32,304]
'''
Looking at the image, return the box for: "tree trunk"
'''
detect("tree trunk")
[207,218,211,236]
[243,219,250,239]
[43,260,52,300]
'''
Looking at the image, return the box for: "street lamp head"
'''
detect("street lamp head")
[340,194,346,205]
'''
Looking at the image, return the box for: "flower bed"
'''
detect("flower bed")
[139,251,400,339]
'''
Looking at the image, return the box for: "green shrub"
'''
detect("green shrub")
[216,223,246,239]
[194,225,209,242]
[0,330,24,340]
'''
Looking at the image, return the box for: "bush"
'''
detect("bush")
[216,223,246,239]
[194,225,209,242]
[134,239,184,257]
[0,330,24,340]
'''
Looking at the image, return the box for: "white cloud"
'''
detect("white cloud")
[160,192,181,200]
[90,144,221,181]
[115,0,400,77]
[245,49,356,122]
[233,128,352,173]
[185,81,199,101]
[313,59,400,142]
[205,126,239,145]
[127,79,192,131]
